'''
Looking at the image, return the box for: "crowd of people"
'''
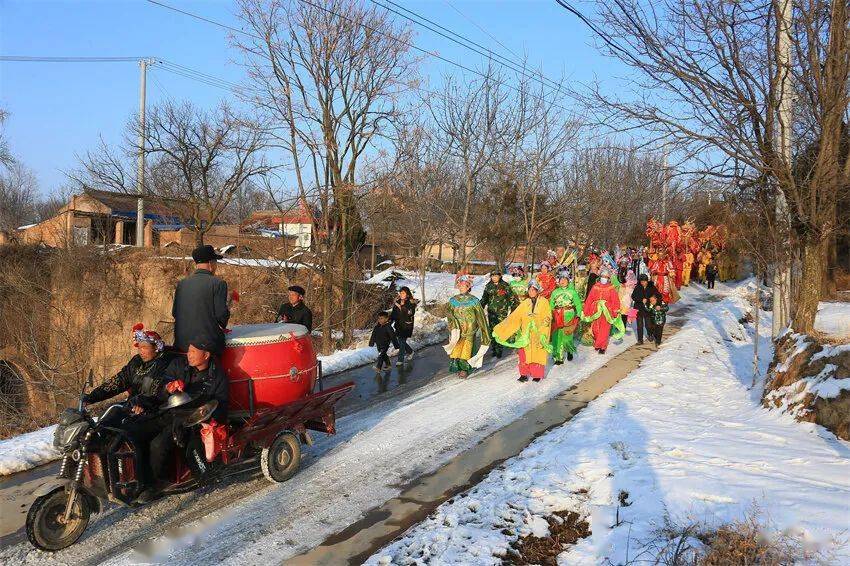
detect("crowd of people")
[84,238,720,498]
[421,245,717,381]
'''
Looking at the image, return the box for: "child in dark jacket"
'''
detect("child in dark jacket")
[646,294,669,346]
[369,311,399,371]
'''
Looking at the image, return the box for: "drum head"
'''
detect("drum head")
[225,323,309,347]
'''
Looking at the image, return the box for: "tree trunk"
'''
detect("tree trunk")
[752,264,761,389]
[419,248,428,305]
[321,265,334,355]
[793,238,825,334]
[194,229,204,247]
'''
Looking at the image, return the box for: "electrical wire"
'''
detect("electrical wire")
[442,0,521,60]
[367,0,564,93]
[0,56,147,62]
[146,0,573,114]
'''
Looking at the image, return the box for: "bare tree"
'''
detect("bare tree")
[367,120,452,303]
[492,73,580,268]
[235,0,416,346]
[0,162,37,232]
[77,101,270,245]
[0,108,14,171]
[426,67,508,268]
[565,0,850,332]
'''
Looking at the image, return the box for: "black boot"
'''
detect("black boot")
[567,352,573,361]
[517,375,528,382]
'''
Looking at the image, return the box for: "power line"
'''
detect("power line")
[442,0,521,60]
[296,0,573,113]
[146,0,574,115]
[367,0,565,93]
[0,56,148,62]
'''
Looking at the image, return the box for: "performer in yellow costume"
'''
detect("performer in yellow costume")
[682,251,694,286]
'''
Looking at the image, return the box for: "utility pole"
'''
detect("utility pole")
[772,0,793,337]
[661,144,669,222]
[136,59,149,247]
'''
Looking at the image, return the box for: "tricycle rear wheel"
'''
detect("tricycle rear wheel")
[26,487,92,551]
[260,432,301,483]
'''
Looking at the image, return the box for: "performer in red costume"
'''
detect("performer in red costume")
[536,261,557,299]
[582,268,622,354]
[648,252,673,303]
[674,252,685,289]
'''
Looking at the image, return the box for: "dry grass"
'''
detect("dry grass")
[503,510,590,566]
[650,509,831,566]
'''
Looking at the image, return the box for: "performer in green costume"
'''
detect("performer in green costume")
[445,274,490,378]
[479,270,518,359]
[508,265,530,300]
[549,267,584,364]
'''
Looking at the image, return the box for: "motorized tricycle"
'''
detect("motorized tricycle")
[26,323,353,551]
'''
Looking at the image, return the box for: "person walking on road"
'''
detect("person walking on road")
[370,311,399,372]
[631,274,661,345]
[549,268,583,364]
[390,286,417,365]
[706,261,718,289]
[493,278,553,382]
[582,268,623,354]
[445,274,490,379]
[172,245,230,355]
[646,294,669,347]
[480,271,518,359]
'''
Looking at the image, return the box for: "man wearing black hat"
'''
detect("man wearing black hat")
[276,285,313,331]
[172,245,230,355]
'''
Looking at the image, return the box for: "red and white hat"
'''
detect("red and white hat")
[132,323,165,353]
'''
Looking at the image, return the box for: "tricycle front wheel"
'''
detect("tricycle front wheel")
[26,487,91,551]
[260,432,301,483]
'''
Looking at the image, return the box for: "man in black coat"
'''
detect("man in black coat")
[172,245,230,355]
[631,274,662,345]
[369,311,399,371]
[276,285,313,331]
[138,340,229,502]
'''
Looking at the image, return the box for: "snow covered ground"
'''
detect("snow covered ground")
[0,426,59,476]
[816,301,850,340]
[367,285,850,565]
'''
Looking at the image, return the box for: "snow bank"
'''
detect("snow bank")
[364,269,488,303]
[368,289,850,565]
[0,425,58,476]
[764,332,850,436]
[319,310,448,374]
[815,301,850,340]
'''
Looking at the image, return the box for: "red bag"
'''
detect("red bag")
[200,419,228,462]
[552,308,565,330]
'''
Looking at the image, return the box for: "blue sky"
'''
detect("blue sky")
[0,0,626,195]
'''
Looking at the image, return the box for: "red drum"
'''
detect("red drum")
[221,323,318,417]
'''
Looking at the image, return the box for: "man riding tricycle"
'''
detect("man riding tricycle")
[26,322,353,551]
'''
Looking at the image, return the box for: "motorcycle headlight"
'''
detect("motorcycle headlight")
[54,421,89,449]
